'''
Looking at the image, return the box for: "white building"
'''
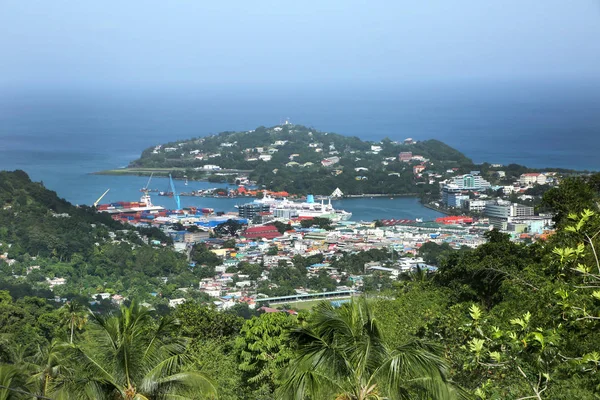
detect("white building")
[519,173,547,186]
[47,277,66,288]
[463,199,488,212]
[331,188,344,198]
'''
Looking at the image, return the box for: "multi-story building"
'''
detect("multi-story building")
[442,187,469,208]
[463,199,488,212]
[237,203,270,220]
[484,200,534,230]
[448,173,491,190]
[519,173,547,186]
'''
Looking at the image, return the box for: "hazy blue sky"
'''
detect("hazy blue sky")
[2,1,600,88]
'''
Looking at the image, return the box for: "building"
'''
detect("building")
[448,173,491,190]
[184,231,210,243]
[242,226,282,240]
[507,215,554,234]
[519,173,547,186]
[399,152,412,162]
[413,165,426,174]
[321,156,340,167]
[331,188,344,198]
[484,201,535,230]
[441,187,469,208]
[436,216,474,225]
[238,203,270,220]
[201,164,221,171]
[463,199,488,212]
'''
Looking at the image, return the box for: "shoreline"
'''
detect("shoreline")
[93,167,253,176]
[421,202,451,215]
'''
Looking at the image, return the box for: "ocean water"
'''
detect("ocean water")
[0,82,599,220]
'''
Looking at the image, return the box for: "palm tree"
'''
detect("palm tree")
[277,298,466,400]
[52,301,216,400]
[61,301,87,344]
[0,364,27,400]
[27,340,71,399]
[399,265,432,284]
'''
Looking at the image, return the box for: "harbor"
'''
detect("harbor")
[88,175,444,223]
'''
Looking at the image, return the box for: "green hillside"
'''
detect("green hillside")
[0,171,200,306]
[129,124,475,195]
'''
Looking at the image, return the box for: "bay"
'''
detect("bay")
[0,81,598,221]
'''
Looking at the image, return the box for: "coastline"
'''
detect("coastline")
[93,167,253,176]
[421,202,451,215]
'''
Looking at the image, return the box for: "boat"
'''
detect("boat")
[96,191,165,215]
[245,193,352,221]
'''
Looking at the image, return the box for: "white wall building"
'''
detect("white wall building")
[519,173,547,186]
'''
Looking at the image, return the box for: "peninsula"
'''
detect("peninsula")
[101,124,479,197]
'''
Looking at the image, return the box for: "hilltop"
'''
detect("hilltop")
[126,124,475,196]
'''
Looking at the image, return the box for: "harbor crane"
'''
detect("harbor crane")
[93,189,110,207]
[169,174,181,210]
[141,172,154,193]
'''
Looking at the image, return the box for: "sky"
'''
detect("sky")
[1,1,600,89]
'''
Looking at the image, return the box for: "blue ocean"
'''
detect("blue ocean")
[1,82,599,221]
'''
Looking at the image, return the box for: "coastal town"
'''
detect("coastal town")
[77,130,561,311]
[0,124,565,315]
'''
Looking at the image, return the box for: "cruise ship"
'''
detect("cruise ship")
[246,193,352,221]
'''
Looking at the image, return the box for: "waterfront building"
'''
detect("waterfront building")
[441,186,469,208]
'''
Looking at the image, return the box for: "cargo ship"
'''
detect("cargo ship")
[96,192,165,215]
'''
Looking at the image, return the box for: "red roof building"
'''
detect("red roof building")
[242,226,282,240]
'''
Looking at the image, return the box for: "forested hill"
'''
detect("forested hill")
[0,170,168,261]
[129,124,475,195]
[0,170,197,308]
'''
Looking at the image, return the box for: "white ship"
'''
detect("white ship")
[252,193,352,221]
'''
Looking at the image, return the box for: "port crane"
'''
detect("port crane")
[93,189,110,207]
[169,174,181,210]
[141,173,154,193]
